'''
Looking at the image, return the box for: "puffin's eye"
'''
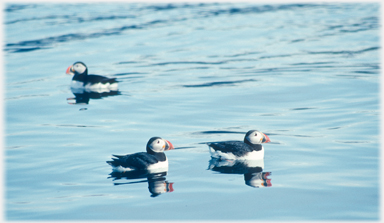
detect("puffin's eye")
[254,133,258,136]
[157,140,160,144]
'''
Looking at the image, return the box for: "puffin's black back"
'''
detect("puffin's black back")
[107,152,166,170]
[106,137,167,170]
[86,74,117,84]
[208,141,262,157]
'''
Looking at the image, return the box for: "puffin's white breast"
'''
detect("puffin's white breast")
[71,80,118,93]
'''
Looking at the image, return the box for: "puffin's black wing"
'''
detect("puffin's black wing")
[107,152,159,170]
[208,141,257,157]
[87,74,118,84]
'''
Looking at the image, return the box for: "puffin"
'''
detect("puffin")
[207,130,270,160]
[66,61,118,92]
[107,137,174,173]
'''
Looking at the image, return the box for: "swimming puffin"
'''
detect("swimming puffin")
[207,130,270,160]
[66,61,118,92]
[107,137,174,173]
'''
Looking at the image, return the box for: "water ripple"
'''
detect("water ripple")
[306,47,379,56]
[198,3,318,17]
[193,130,246,135]
[5,4,37,12]
[6,15,136,25]
[5,18,184,53]
[182,79,257,88]
[5,3,379,55]
[326,16,379,33]
[6,94,50,100]
[5,26,142,53]
[153,61,226,66]
[40,124,102,128]
[290,107,317,111]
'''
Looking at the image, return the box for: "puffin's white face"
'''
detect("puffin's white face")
[72,62,87,74]
[148,138,167,153]
[245,130,270,144]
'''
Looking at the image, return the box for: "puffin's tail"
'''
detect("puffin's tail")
[106,155,123,166]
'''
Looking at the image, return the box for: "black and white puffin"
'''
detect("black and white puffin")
[107,137,174,172]
[66,61,118,92]
[207,130,270,160]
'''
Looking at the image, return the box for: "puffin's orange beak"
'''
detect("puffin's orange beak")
[66,65,73,75]
[262,133,271,143]
[164,140,174,151]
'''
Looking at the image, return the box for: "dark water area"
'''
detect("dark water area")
[4,2,380,221]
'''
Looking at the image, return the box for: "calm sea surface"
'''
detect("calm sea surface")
[4,3,380,221]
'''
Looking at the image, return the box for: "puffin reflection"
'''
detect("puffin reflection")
[208,158,272,188]
[108,170,174,197]
[67,88,121,104]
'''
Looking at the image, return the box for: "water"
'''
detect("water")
[4,3,380,221]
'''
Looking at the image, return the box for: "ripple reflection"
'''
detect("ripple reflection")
[67,89,121,104]
[208,158,272,188]
[108,171,174,197]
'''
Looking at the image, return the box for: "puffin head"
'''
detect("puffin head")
[146,137,174,154]
[66,61,88,76]
[244,130,271,145]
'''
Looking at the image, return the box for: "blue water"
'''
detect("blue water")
[4,3,380,221]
